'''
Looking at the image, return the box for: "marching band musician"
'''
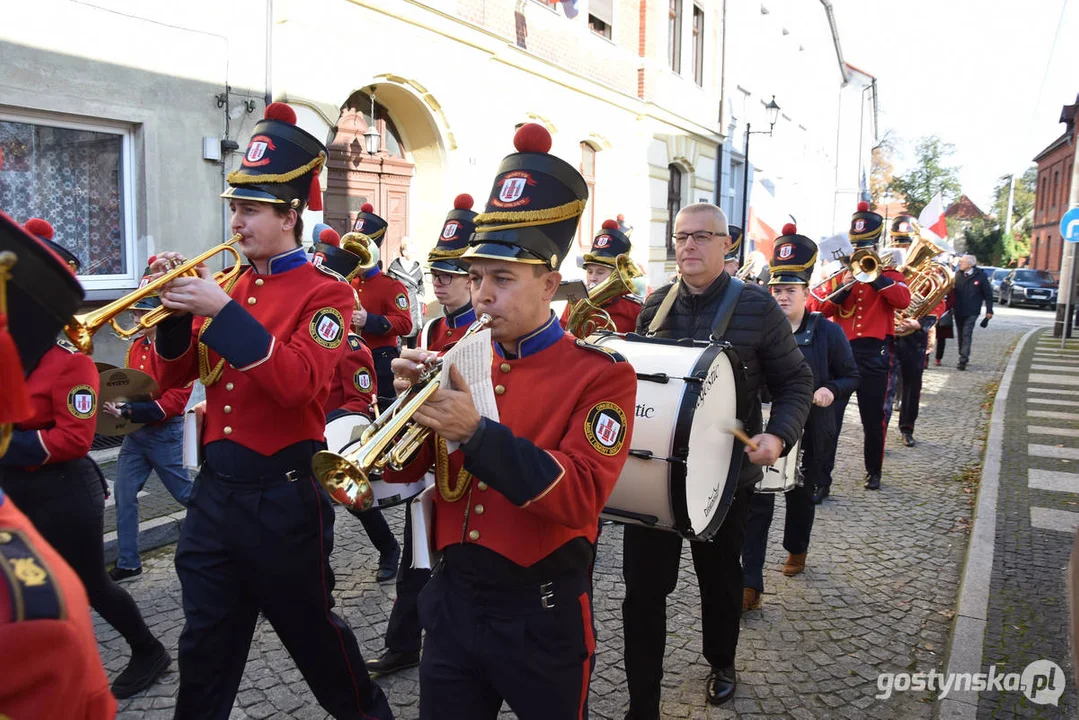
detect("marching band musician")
[349,202,413,412]
[150,103,393,719]
[622,203,812,715]
[883,215,935,448]
[312,227,401,583]
[559,218,642,334]
[742,225,859,610]
[385,123,637,719]
[808,201,911,492]
[104,266,194,582]
[0,209,116,719]
[2,219,171,700]
[367,193,478,678]
[723,224,744,277]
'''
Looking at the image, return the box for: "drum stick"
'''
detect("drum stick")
[724,420,759,451]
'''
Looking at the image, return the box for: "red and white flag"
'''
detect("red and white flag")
[918,192,948,239]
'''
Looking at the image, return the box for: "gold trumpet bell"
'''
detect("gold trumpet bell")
[310,451,374,511]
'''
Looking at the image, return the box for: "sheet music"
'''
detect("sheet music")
[438,328,499,423]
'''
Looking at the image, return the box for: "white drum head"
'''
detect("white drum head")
[325,413,371,454]
[682,349,739,535]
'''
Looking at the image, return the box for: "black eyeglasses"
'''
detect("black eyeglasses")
[430,273,458,286]
[672,231,728,246]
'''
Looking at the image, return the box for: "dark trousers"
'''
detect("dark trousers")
[371,345,400,413]
[885,331,928,433]
[1,458,155,651]
[622,486,752,719]
[834,337,892,476]
[173,467,393,720]
[956,315,977,364]
[935,337,948,361]
[417,565,594,719]
[743,417,829,592]
[385,498,430,653]
[347,505,397,557]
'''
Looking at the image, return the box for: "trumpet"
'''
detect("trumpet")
[810,248,882,303]
[63,235,244,354]
[566,254,642,338]
[311,313,493,510]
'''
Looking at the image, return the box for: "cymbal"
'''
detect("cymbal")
[96,367,159,437]
[94,362,117,373]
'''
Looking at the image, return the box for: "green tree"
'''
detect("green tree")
[869,132,897,207]
[962,217,1003,266]
[887,136,962,216]
[991,166,1037,238]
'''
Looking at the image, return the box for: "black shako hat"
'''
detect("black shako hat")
[583,219,631,267]
[725,225,744,262]
[849,201,883,248]
[464,123,588,270]
[768,223,818,285]
[429,194,477,275]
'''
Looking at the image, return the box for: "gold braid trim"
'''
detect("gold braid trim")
[197,272,243,386]
[226,152,326,185]
[428,247,468,260]
[473,199,587,233]
[770,259,816,274]
[435,435,473,502]
[849,229,880,243]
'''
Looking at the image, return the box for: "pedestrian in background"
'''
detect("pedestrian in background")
[388,236,425,350]
[952,254,993,370]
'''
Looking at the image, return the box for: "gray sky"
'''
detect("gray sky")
[831,0,1078,210]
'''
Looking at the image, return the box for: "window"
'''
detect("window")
[589,0,613,39]
[0,112,137,290]
[666,164,683,258]
[1053,170,1060,207]
[576,143,597,249]
[692,5,705,86]
[668,0,683,73]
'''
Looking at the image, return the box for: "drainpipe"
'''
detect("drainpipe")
[714,0,727,206]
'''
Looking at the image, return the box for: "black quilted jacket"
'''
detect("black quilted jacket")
[637,273,814,488]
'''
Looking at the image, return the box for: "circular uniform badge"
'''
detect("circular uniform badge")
[67,384,97,419]
[584,401,627,456]
[353,368,373,392]
[309,308,345,349]
[395,294,409,310]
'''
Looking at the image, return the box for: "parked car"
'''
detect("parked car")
[990,268,1011,302]
[999,269,1058,309]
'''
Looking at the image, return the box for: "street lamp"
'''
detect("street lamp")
[739,95,781,265]
[361,86,383,233]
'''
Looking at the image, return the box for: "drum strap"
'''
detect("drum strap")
[647,276,745,339]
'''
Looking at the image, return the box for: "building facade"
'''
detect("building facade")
[1030,95,1077,275]
[0,0,875,364]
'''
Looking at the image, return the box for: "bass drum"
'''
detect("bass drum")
[592,333,746,540]
[325,413,430,509]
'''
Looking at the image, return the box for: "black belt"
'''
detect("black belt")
[439,562,590,613]
[202,464,310,488]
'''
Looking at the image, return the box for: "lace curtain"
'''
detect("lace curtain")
[0,120,125,276]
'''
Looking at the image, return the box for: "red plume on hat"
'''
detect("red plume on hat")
[782,223,797,235]
[857,201,870,212]
[514,123,553,154]
[25,218,54,241]
[319,227,341,247]
[454,194,474,210]
[601,219,619,230]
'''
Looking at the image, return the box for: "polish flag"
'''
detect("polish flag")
[918,192,948,239]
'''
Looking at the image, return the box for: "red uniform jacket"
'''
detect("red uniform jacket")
[351,267,412,350]
[0,492,117,720]
[420,303,477,352]
[559,293,643,335]
[124,336,193,423]
[155,248,354,456]
[809,268,912,341]
[1,345,97,468]
[324,334,378,418]
[385,316,637,567]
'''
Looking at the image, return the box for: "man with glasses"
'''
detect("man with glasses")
[366,193,478,677]
[622,203,812,716]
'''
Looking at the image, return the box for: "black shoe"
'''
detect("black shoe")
[902,432,916,447]
[864,473,881,490]
[108,565,142,582]
[376,541,401,583]
[112,639,170,699]
[366,649,420,676]
[706,665,737,705]
[811,485,830,504]
[957,362,967,371]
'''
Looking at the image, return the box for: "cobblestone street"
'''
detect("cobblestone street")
[96,307,1049,719]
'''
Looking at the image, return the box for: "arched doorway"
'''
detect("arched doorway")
[325,89,415,264]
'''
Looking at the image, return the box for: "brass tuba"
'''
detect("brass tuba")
[63,235,245,354]
[311,313,493,511]
[566,254,643,338]
[894,233,954,336]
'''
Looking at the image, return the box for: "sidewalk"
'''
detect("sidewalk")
[940,329,1079,719]
[97,310,1045,718]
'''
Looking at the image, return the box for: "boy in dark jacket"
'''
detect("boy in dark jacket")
[742,225,859,610]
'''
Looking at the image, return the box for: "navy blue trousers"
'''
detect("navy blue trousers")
[174,467,393,720]
[884,330,928,433]
[384,498,430,653]
[417,565,594,719]
[833,337,892,476]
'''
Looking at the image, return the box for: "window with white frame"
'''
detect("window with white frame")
[0,112,137,290]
